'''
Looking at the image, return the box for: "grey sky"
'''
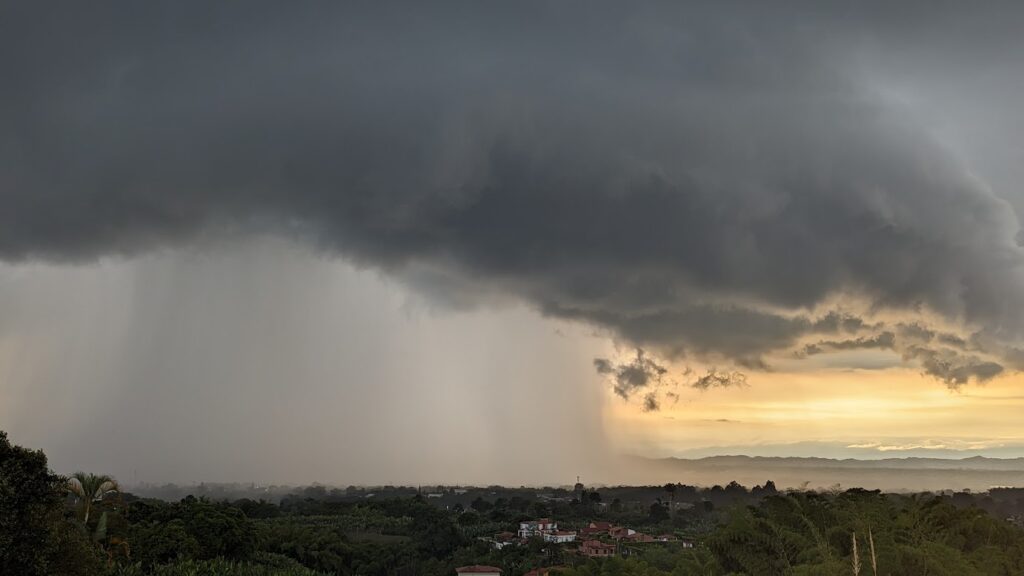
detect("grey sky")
[4,2,1024,481]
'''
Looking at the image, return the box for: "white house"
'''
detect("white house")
[542,530,577,543]
[518,518,557,538]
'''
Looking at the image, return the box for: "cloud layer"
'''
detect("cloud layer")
[3,2,1024,383]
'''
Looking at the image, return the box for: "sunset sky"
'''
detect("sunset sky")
[4,2,1024,485]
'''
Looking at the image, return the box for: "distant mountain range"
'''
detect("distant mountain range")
[610,455,1024,492]
[671,454,1024,470]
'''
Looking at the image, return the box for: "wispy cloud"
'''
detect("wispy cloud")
[847,440,1006,452]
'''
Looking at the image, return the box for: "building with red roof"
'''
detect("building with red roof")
[608,526,636,540]
[580,539,616,558]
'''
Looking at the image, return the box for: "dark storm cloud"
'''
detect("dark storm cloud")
[563,303,816,363]
[896,323,936,343]
[594,352,751,411]
[642,393,661,413]
[902,346,1004,388]
[4,1,1024,381]
[813,312,875,335]
[794,326,1004,386]
[691,369,748,391]
[593,350,668,400]
[799,332,897,357]
[938,333,969,348]
[893,323,973,350]
[593,359,615,376]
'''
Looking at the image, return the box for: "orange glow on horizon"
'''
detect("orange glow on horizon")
[603,367,1024,458]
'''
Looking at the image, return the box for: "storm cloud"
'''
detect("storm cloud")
[594,350,669,400]
[595,353,748,410]
[799,332,897,357]
[690,369,749,391]
[642,393,661,413]
[4,1,1024,382]
[798,327,1004,386]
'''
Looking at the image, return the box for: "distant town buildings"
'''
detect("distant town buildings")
[608,526,636,539]
[580,539,617,557]
[481,511,690,558]
[482,531,517,550]
[542,530,577,544]
[579,521,612,538]
[518,518,557,538]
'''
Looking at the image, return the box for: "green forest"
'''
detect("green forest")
[4,430,1024,576]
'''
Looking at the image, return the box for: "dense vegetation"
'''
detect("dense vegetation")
[4,431,1024,575]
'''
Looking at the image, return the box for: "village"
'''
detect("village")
[457,516,696,576]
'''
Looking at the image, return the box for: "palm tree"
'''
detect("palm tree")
[664,483,677,507]
[68,472,120,524]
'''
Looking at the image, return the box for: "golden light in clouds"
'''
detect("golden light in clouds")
[604,366,1024,458]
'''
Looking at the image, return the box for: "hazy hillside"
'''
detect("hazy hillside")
[614,455,1024,492]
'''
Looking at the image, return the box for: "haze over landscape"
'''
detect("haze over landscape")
[5,1,1024,491]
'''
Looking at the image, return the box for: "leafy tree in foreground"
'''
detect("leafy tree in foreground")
[0,430,64,575]
[109,556,328,576]
[0,430,104,576]
[128,496,258,562]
